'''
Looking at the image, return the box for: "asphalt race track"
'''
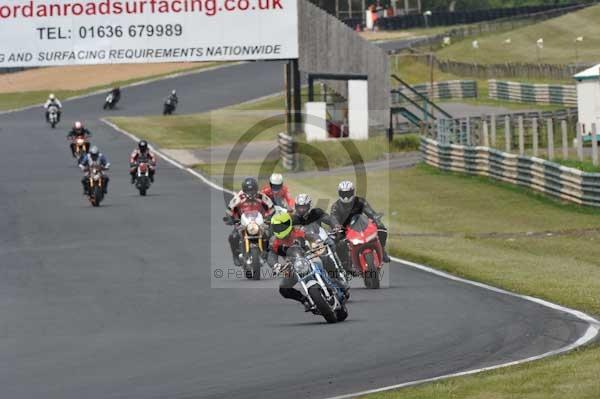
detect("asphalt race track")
[0,61,594,399]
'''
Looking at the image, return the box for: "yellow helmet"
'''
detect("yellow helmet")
[271,212,292,239]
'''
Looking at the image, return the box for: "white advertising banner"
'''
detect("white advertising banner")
[0,0,299,67]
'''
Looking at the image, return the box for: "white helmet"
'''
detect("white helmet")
[74,121,83,130]
[295,194,312,217]
[49,93,55,100]
[172,90,177,95]
[269,173,284,192]
[338,181,355,204]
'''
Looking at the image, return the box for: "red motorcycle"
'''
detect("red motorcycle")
[344,214,384,289]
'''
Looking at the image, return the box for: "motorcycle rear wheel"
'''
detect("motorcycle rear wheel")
[308,285,337,323]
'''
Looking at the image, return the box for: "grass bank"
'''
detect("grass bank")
[436,4,600,65]
[284,164,600,399]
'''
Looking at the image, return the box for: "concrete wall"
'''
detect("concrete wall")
[298,0,390,128]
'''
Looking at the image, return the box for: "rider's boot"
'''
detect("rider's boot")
[382,250,391,263]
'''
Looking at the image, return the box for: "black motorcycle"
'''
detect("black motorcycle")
[103,92,119,110]
[163,98,177,115]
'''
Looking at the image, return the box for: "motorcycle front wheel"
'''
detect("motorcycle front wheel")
[308,285,337,323]
[90,186,103,207]
[363,252,380,289]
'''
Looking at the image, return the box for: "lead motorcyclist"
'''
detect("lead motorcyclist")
[270,212,314,311]
[44,94,62,122]
[129,140,157,184]
[291,193,350,287]
[330,181,391,264]
[66,121,92,158]
[79,146,110,195]
[224,177,274,267]
[261,173,295,212]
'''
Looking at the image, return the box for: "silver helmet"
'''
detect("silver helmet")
[338,181,355,204]
[295,193,312,217]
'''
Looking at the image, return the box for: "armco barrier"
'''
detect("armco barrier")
[393,80,477,104]
[489,80,577,107]
[420,136,600,207]
[278,132,297,171]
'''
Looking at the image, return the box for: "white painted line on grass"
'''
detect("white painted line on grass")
[104,115,600,399]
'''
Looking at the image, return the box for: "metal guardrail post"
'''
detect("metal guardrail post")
[532,118,539,157]
[593,123,599,167]
[561,120,568,160]
[577,123,584,161]
[547,118,554,160]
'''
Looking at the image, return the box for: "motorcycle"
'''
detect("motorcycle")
[134,161,152,196]
[163,98,176,115]
[70,135,89,160]
[344,214,384,289]
[279,245,348,324]
[86,164,106,207]
[103,93,118,110]
[301,223,350,299]
[237,211,269,280]
[47,105,60,128]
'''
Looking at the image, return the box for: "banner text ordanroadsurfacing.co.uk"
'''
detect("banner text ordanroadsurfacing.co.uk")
[0,0,298,66]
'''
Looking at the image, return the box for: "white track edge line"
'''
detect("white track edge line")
[0,61,244,116]
[102,119,600,399]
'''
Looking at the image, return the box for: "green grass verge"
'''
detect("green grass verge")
[436,4,600,65]
[0,62,220,111]
[109,95,285,149]
[283,163,600,399]
[288,165,600,399]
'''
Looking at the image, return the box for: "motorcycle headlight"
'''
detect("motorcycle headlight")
[246,222,260,236]
[93,174,101,181]
[76,139,84,145]
[293,258,312,277]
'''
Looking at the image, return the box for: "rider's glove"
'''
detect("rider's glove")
[273,263,284,275]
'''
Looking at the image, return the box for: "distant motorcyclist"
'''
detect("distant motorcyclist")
[129,140,157,184]
[224,177,274,266]
[66,121,92,158]
[261,173,295,211]
[168,90,178,106]
[330,181,390,263]
[111,87,121,103]
[163,90,178,115]
[79,146,110,195]
[44,94,62,122]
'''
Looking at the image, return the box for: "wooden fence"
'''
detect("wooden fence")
[434,58,592,81]
[421,136,600,207]
[488,80,577,107]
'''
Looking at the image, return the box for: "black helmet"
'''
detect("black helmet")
[242,177,259,200]
[138,140,148,152]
